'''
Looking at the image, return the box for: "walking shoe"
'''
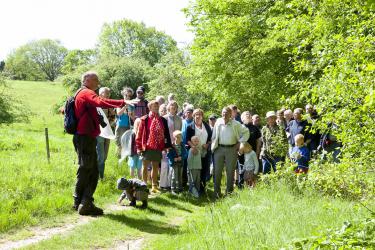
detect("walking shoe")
[151,187,160,193]
[129,201,136,207]
[140,201,148,209]
[78,202,104,216]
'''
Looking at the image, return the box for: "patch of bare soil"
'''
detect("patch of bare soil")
[0,216,95,250]
[110,238,144,250]
[0,194,160,249]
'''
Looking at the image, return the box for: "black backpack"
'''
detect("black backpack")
[64,88,83,134]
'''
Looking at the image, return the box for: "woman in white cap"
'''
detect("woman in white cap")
[260,111,288,174]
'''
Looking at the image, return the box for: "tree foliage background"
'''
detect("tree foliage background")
[5,39,67,81]
[60,19,179,99]
[3,6,374,188]
[0,74,24,124]
[185,0,375,196]
[98,19,178,66]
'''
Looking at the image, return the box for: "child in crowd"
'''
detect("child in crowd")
[166,130,187,194]
[128,118,142,179]
[187,135,202,197]
[159,104,171,190]
[290,134,310,173]
[117,177,149,208]
[239,142,259,188]
[159,103,167,116]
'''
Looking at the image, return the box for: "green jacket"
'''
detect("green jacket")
[261,124,288,158]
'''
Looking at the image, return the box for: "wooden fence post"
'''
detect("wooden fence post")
[45,128,50,163]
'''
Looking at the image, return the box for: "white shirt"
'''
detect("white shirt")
[244,150,259,174]
[211,118,250,151]
[195,124,208,146]
[218,122,237,145]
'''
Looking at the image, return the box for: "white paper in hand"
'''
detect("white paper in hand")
[97,108,115,140]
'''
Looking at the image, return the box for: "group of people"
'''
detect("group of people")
[70,71,339,216]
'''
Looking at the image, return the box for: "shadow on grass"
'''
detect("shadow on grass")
[144,205,165,216]
[164,188,216,207]
[151,195,193,213]
[105,213,180,235]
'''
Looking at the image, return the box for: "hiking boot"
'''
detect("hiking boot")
[140,201,148,209]
[72,204,79,211]
[78,202,103,216]
[73,197,81,211]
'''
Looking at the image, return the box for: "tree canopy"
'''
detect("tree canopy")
[98,19,178,66]
[5,44,45,81]
[185,0,375,168]
[5,39,67,81]
[61,49,96,75]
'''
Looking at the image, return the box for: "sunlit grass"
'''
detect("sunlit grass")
[147,182,373,250]
[0,80,129,234]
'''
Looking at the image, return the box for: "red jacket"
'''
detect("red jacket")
[75,88,124,138]
[136,114,172,152]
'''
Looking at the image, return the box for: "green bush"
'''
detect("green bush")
[0,75,24,124]
[261,158,374,201]
[186,0,375,202]
[287,218,375,249]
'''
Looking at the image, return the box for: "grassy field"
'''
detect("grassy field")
[0,80,128,234]
[19,183,373,249]
[147,183,373,249]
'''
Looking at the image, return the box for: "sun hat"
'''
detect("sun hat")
[265,111,276,118]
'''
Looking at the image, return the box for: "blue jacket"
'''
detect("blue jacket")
[291,146,310,168]
[166,143,188,166]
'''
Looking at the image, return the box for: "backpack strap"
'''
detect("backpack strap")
[74,87,84,98]
[74,87,87,119]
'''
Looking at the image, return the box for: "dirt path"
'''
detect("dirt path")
[0,192,174,250]
[110,238,145,250]
[0,216,95,250]
[0,203,134,250]
[105,212,185,250]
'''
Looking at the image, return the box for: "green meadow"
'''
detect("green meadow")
[0,80,127,234]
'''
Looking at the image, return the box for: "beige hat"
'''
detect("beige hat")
[266,111,276,118]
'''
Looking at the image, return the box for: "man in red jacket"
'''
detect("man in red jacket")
[73,71,128,215]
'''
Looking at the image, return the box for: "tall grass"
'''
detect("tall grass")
[0,81,128,233]
[147,182,373,249]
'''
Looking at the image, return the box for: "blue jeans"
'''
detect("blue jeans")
[262,156,283,174]
[96,136,110,179]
